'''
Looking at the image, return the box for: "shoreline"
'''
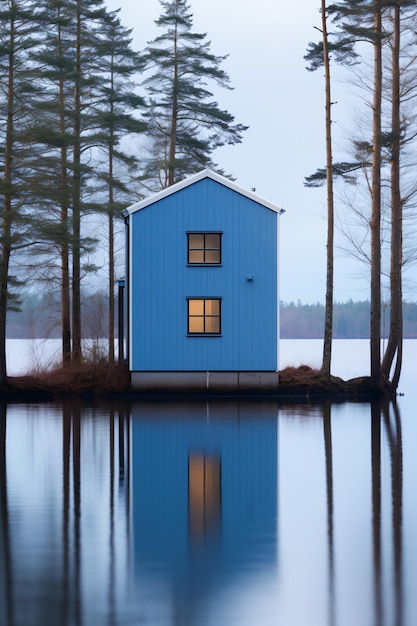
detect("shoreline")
[1,365,388,403]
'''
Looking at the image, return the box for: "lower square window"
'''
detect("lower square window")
[188,298,221,334]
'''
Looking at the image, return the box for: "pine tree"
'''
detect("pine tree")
[0,0,44,385]
[326,0,385,385]
[327,0,417,389]
[305,2,359,378]
[94,10,146,363]
[23,0,107,365]
[380,1,417,389]
[381,1,402,389]
[71,0,109,363]
[140,0,248,189]
[26,0,77,364]
[319,2,336,380]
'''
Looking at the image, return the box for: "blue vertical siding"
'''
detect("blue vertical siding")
[130,178,277,371]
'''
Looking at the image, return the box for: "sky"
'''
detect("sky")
[104,0,409,305]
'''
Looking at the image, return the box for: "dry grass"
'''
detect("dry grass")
[278,364,381,397]
[279,365,323,386]
[7,360,130,396]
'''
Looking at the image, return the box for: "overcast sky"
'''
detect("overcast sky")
[104,0,416,304]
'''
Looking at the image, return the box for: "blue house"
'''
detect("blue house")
[124,169,282,392]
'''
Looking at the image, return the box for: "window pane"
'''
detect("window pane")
[189,250,204,263]
[189,233,204,249]
[189,317,204,333]
[189,300,204,315]
[205,234,220,249]
[188,233,221,264]
[205,317,220,333]
[205,299,220,315]
[188,298,220,334]
[205,250,220,264]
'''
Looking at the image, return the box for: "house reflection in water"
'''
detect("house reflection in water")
[131,400,278,622]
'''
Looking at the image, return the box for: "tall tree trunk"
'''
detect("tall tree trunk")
[108,109,115,365]
[72,0,82,363]
[381,3,402,391]
[57,10,72,365]
[108,210,115,364]
[0,208,11,388]
[168,23,178,187]
[0,10,15,387]
[321,0,335,379]
[61,176,72,364]
[370,0,383,385]
[0,247,9,386]
[107,55,115,365]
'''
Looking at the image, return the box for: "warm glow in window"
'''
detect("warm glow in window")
[188,455,221,537]
[188,233,221,264]
[188,298,221,334]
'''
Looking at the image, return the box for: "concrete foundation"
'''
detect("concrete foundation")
[130,371,280,394]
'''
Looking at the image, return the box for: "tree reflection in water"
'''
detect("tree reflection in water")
[383,399,403,626]
[323,400,335,626]
[1,403,14,626]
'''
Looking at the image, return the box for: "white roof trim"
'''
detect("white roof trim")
[124,169,282,215]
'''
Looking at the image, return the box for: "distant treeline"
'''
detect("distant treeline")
[6,295,417,339]
[6,292,112,339]
[281,300,417,339]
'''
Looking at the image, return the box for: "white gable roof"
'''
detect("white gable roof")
[124,169,282,215]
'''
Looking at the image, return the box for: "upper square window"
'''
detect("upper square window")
[188,233,221,264]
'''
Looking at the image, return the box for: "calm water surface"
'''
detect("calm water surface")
[1,340,417,625]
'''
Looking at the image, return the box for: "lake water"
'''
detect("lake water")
[1,339,417,626]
